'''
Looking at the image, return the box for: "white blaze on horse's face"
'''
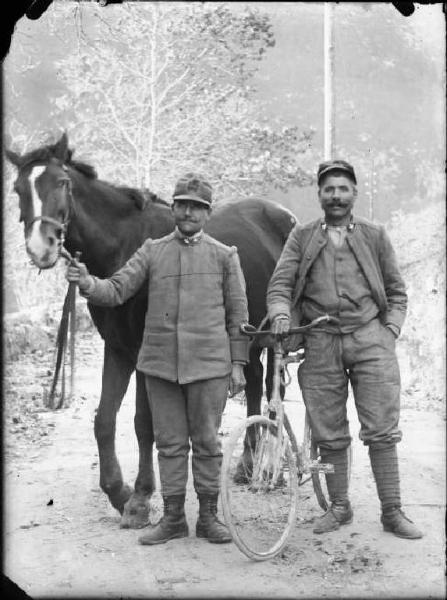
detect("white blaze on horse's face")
[26,165,52,264]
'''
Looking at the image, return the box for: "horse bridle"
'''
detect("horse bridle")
[26,163,74,244]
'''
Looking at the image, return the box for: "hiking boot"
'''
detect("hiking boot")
[313,501,353,534]
[381,507,423,539]
[138,495,189,545]
[196,494,232,544]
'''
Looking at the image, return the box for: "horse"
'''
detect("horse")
[5,132,297,528]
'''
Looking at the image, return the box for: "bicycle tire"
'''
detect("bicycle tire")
[220,415,298,561]
[283,411,300,463]
[304,412,329,511]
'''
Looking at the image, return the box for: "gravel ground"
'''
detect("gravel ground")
[3,329,446,599]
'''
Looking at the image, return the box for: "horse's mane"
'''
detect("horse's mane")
[65,151,170,210]
[18,141,170,211]
[67,153,98,179]
[19,144,59,169]
[115,186,170,210]
[16,144,97,178]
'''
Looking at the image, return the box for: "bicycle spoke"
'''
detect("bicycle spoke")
[221,415,297,561]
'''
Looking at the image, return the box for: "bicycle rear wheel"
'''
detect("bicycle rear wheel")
[303,412,329,511]
[220,415,298,561]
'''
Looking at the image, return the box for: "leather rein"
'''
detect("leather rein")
[26,164,79,410]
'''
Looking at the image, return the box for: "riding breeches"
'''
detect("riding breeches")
[144,375,228,496]
[298,318,402,452]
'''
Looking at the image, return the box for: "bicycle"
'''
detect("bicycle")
[220,314,342,561]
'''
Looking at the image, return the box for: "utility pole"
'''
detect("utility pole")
[370,159,377,220]
[324,2,335,160]
[365,156,377,220]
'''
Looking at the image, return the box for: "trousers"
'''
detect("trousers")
[144,375,228,496]
[298,318,402,451]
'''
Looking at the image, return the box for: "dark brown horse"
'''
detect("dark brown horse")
[5,132,296,528]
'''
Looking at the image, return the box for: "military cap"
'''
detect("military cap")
[317,160,357,185]
[172,173,212,207]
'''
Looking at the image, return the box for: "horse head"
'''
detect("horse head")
[5,133,74,269]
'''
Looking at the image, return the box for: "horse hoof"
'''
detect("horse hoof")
[120,494,151,529]
[233,457,253,484]
[109,483,133,515]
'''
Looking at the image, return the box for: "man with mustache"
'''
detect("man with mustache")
[266,160,422,539]
[66,173,249,545]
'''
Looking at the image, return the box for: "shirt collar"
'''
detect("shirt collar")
[320,214,355,232]
[174,227,204,245]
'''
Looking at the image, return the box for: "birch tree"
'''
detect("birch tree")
[53,2,313,199]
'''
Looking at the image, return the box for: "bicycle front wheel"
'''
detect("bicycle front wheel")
[220,415,298,561]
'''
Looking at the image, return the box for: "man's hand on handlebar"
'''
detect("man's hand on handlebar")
[272,315,290,337]
[240,314,340,342]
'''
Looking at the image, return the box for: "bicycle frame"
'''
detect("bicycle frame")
[221,314,341,560]
[240,314,340,481]
[255,339,287,488]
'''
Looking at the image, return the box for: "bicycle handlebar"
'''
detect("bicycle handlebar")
[240,314,340,338]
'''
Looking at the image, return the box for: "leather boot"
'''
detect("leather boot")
[138,495,189,545]
[381,507,423,539]
[313,500,353,534]
[196,494,232,544]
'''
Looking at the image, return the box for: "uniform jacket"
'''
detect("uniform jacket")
[266,215,407,335]
[82,231,249,383]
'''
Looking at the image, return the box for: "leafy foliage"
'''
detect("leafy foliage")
[3,2,315,313]
[47,2,313,199]
[389,202,446,405]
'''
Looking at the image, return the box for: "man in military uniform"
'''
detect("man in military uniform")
[266,160,422,539]
[67,173,249,545]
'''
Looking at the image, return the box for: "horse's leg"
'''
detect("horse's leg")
[120,369,155,529]
[265,347,285,401]
[95,345,134,515]
[234,347,287,483]
[232,346,264,482]
[245,345,264,417]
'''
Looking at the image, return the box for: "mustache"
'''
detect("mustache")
[326,201,349,207]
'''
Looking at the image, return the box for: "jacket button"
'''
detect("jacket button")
[306,255,311,260]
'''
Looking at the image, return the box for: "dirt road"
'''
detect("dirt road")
[3,330,446,599]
